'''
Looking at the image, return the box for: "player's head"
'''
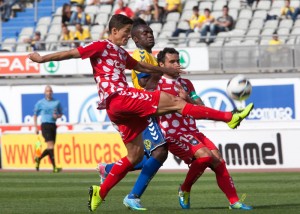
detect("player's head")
[44,85,53,100]
[131,18,155,52]
[157,47,180,69]
[108,14,133,46]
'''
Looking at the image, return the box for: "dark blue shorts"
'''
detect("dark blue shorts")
[142,117,166,157]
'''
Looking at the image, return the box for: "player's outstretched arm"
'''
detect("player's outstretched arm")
[28,48,81,63]
[135,61,184,78]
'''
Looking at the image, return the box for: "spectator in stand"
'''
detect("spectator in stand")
[292,7,300,21]
[164,0,182,19]
[133,0,152,22]
[269,31,283,45]
[198,8,215,44]
[60,24,74,47]
[152,0,164,23]
[24,31,46,51]
[61,3,73,26]
[115,0,134,18]
[70,4,91,25]
[0,0,19,22]
[100,0,134,39]
[70,0,85,6]
[86,0,113,5]
[73,23,91,47]
[171,6,200,37]
[280,0,295,19]
[210,5,234,37]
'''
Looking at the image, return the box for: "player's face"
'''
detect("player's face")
[163,53,181,70]
[135,25,155,49]
[113,24,132,46]
[44,86,53,100]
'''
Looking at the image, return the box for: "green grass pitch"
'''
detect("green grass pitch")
[0,171,300,214]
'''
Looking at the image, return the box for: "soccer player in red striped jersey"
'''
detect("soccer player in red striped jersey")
[28,14,253,212]
[156,48,252,210]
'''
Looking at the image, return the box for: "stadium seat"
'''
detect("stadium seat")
[162,21,177,32]
[37,16,52,26]
[51,16,62,25]
[16,44,28,52]
[19,27,34,37]
[253,10,267,19]
[228,0,241,10]
[291,0,300,8]
[271,0,284,9]
[180,10,193,21]
[48,24,62,36]
[158,31,173,39]
[278,19,294,30]
[277,28,291,40]
[149,23,163,32]
[183,1,198,11]
[213,0,227,11]
[211,11,222,20]
[84,5,99,16]
[199,1,213,12]
[238,9,253,20]
[45,34,59,51]
[268,8,281,17]
[249,18,265,30]
[99,4,112,14]
[235,19,250,31]
[176,21,190,30]
[229,9,238,21]
[95,13,109,25]
[54,6,63,16]
[166,12,180,22]
[246,29,261,41]
[1,37,16,52]
[91,25,105,35]
[255,0,271,10]
[35,25,49,39]
[264,20,279,30]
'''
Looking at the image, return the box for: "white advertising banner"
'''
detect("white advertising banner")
[0,47,209,76]
[161,128,300,170]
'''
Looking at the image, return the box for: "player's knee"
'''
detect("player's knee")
[127,147,145,165]
[194,148,212,159]
[152,145,168,163]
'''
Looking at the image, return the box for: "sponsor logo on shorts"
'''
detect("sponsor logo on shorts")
[189,138,200,146]
[144,139,152,150]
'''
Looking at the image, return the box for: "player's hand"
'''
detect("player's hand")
[35,128,39,135]
[28,52,42,63]
[164,67,186,78]
[176,82,189,100]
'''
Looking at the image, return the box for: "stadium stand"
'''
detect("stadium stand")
[0,0,299,73]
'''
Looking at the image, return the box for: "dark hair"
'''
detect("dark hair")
[204,8,211,13]
[157,48,179,64]
[108,14,134,33]
[192,6,199,11]
[131,17,148,37]
[223,5,229,10]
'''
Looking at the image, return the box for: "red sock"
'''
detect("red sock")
[100,157,133,199]
[212,161,239,204]
[182,103,232,122]
[181,157,213,192]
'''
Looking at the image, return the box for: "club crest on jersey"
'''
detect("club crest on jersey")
[144,139,152,150]
[189,138,200,146]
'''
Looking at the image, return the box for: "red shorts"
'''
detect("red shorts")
[167,132,218,164]
[106,87,160,144]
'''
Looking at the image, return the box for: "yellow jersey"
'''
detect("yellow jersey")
[131,49,158,89]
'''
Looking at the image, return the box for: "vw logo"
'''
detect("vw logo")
[199,88,236,111]
[78,94,111,129]
[0,102,9,124]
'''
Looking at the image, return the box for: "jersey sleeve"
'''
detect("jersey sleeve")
[77,41,104,59]
[126,52,138,69]
[185,79,200,100]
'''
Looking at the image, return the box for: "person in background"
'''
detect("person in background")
[115,0,134,18]
[70,4,91,25]
[73,23,91,46]
[70,0,84,6]
[60,24,74,47]
[198,8,215,44]
[280,0,295,19]
[24,31,46,51]
[33,85,63,173]
[210,5,234,40]
[172,6,200,37]
[61,3,73,26]
[269,31,282,45]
